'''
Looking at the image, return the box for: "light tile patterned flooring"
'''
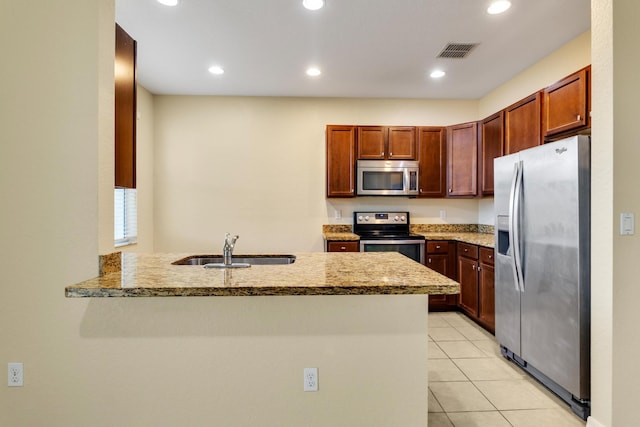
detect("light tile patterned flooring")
[428,312,586,427]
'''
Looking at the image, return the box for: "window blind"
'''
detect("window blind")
[114,188,138,246]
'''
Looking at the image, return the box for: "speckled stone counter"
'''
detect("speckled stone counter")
[322,224,359,241]
[412,232,495,248]
[65,252,460,298]
[322,224,495,248]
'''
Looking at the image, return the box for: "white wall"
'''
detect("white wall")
[152,96,480,253]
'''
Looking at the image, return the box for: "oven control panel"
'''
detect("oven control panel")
[354,212,409,225]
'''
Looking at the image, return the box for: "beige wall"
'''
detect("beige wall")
[479,30,592,119]
[152,96,480,252]
[590,1,640,426]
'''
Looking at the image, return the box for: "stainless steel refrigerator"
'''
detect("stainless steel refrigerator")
[494,135,590,419]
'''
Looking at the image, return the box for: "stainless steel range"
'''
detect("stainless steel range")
[353,211,425,264]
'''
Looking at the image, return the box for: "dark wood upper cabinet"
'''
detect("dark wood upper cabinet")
[115,23,137,189]
[357,126,416,160]
[326,125,356,197]
[416,127,446,198]
[357,126,386,159]
[447,122,478,197]
[387,126,416,159]
[504,92,542,155]
[479,112,504,196]
[543,66,590,138]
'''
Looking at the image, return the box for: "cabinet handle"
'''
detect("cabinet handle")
[472,265,476,270]
[449,188,452,193]
[436,245,441,249]
[420,188,423,193]
[577,114,582,121]
[340,246,346,250]
[478,266,482,271]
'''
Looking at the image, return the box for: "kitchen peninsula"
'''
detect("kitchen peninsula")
[66,252,458,426]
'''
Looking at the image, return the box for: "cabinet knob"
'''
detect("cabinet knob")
[488,255,493,259]
[420,188,423,193]
[436,245,440,249]
[464,248,468,252]
[381,152,384,157]
[472,265,476,270]
[389,152,393,156]
[478,266,482,271]
[428,258,432,263]
[577,114,582,121]
[449,188,452,193]
[340,246,346,250]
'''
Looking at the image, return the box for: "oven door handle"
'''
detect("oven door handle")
[359,239,426,246]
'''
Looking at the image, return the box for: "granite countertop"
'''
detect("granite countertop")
[412,232,495,248]
[66,252,460,298]
[322,224,495,248]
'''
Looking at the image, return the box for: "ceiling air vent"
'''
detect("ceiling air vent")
[437,43,479,59]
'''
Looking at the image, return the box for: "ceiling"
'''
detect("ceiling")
[115,0,590,99]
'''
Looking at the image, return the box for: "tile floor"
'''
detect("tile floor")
[427,311,586,427]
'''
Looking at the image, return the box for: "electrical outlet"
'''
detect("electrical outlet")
[8,363,23,387]
[303,367,318,392]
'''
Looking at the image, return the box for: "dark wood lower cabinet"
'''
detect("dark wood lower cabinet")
[458,255,479,317]
[457,243,495,333]
[326,241,359,252]
[426,241,457,311]
[478,247,495,333]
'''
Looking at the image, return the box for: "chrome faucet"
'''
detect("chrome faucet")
[223,233,239,266]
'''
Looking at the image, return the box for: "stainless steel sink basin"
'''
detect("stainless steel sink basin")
[172,254,296,268]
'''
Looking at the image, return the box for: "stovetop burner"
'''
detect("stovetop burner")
[353,211,425,241]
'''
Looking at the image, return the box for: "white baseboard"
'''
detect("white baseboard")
[587,416,607,427]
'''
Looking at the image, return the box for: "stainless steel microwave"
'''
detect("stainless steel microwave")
[356,160,419,196]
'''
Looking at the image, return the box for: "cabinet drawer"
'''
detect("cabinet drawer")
[427,241,449,254]
[327,241,359,252]
[457,242,478,259]
[479,247,495,265]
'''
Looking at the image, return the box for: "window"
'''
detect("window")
[114,188,137,246]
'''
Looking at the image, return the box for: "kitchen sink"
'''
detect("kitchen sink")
[172,254,296,267]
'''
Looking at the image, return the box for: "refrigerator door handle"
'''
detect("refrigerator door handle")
[512,161,525,292]
[507,162,520,292]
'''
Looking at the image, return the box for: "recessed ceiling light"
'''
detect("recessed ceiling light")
[430,70,446,79]
[306,67,322,77]
[487,0,511,14]
[303,0,325,11]
[157,0,179,6]
[208,66,224,75]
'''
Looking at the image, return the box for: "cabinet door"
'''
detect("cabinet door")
[326,125,356,197]
[447,122,478,197]
[505,92,542,154]
[326,241,359,252]
[458,256,479,317]
[357,126,386,159]
[479,112,504,196]
[115,24,137,189]
[478,260,495,333]
[387,126,416,159]
[417,127,446,197]
[426,254,448,276]
[543,67,589,137]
